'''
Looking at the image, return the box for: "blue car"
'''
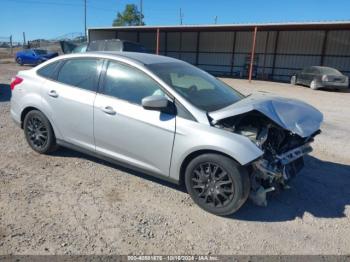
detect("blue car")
[15,49,58,66]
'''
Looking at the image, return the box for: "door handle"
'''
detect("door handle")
[48,90,58,98]
[101,106,116,115]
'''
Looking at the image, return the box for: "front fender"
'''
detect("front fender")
[169,117,263,181]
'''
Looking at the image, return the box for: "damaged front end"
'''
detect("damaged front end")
[209,94,323,206]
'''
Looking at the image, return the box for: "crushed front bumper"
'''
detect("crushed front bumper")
[249,142,313,206]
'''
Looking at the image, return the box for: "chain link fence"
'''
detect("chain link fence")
[0,33,86,61]
[0,36,22,59]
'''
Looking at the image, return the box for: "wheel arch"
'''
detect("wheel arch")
[20,105,62,140]
[20,106,40,128]
[178,149,243,185]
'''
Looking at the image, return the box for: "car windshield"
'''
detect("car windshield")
[34,49,47,55]
[148,62,244,112]
[319,67,342,75]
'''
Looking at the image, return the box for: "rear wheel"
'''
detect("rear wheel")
[23,110,58,154]
[16,57,23,66]
[185,153,249,216]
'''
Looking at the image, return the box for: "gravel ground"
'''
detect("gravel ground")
[0,63,349,255]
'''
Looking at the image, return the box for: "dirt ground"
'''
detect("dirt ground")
[0,62,349,255]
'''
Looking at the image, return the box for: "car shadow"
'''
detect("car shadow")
[51,148,187,193]
[51,148,350,221]
[232,155,350,221]
[0,84,11,102]
[320,87,350,93]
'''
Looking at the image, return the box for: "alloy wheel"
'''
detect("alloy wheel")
[26,116,48,149]
[191,162,235,208]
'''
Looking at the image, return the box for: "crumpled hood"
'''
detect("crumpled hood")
[209,93,323,138]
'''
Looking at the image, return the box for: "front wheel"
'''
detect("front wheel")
[310,80,318,90]
[16,57,23,66]
[290,75,297,85]
[23,110,58,154]
[185,153,249,216]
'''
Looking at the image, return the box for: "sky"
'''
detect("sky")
[1,0,350,42]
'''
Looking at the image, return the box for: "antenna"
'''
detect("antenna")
[214,16,218,24]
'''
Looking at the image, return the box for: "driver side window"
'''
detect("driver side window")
[303,68,313,74]
[102,61,165,105]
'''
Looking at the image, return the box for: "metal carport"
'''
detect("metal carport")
[88,21,350,82]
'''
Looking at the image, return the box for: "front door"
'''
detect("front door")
[94,60,176,176]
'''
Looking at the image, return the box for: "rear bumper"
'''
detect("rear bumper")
[10,99,22,128]
[11,109,21,127]
[321,81,349,89]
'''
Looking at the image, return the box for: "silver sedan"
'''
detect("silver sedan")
[291,66,349,90]
[10,52,323,215]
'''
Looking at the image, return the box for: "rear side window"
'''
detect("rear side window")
[37,61,60,79]
[310,68,319,74]
[102,61,164,105]
[57,58,103,91]
[303,68,316,74]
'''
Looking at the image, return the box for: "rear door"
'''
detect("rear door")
[41,57,103,151]
[300,68,310,85]
[303,68,316,85]
[93,60,176,176]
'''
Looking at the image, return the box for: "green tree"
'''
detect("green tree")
[112,4,145,26]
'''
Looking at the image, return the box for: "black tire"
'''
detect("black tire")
[23,110,58,154]
[185,153,250,216]
[310,79,318,90]
[290,75,297,85]
[16,57,23,66]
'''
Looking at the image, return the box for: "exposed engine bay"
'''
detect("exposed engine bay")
[214,110,320,206]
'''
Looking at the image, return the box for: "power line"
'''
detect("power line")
[5,0,81,7]
[4,0,116,12]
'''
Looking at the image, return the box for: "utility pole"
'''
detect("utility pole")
[22,32,26,47]
[84,0,87,39]
[179,8,184,25]
[10,35,13,55]
[139,0,143,25]
[248,26,258,83]
[214,16,218,24]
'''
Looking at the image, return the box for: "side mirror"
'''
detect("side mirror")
[142,95,175,114]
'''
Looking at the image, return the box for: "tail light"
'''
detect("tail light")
[10,76,23,90]
[322,75,329,82]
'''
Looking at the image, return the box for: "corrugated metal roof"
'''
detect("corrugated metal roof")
[88,20,350,31]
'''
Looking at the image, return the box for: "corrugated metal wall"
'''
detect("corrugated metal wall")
[89,28,350,82]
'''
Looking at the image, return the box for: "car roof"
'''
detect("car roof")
[76,51,182,65]
[309,66,342,73]
[310,66,337,71]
